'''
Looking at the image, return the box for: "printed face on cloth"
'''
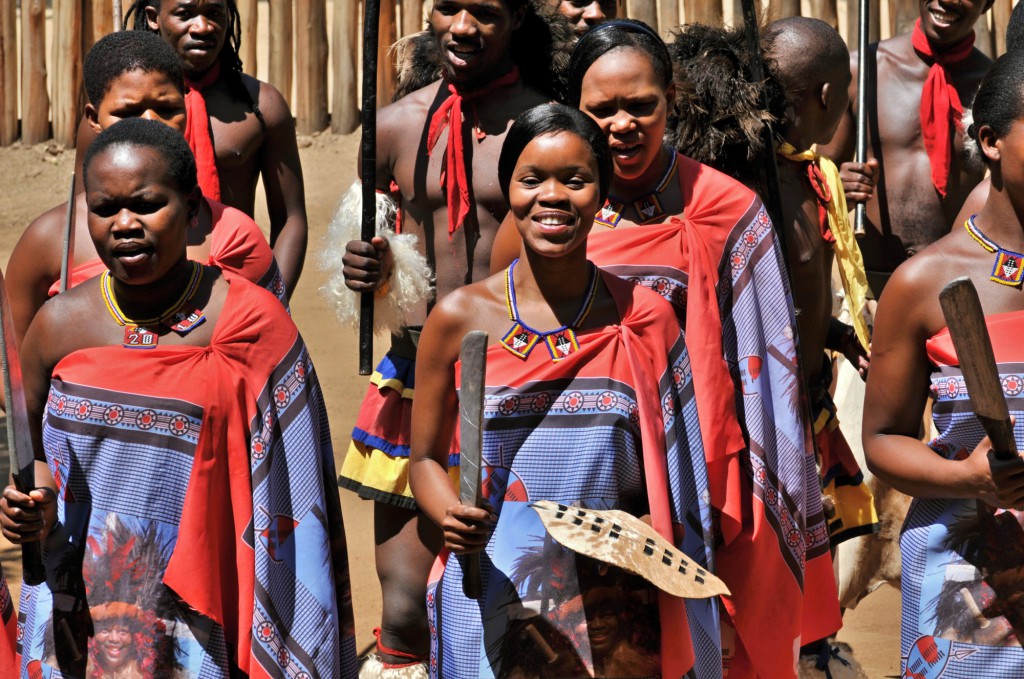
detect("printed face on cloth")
[146,0,230,77]
[509,131,602,258]
[578,48,672,182]
[558,0,618,37]
[918,0,992,46]
[86,68,188,135]
[430,0,524,86]
[86,145,197,286]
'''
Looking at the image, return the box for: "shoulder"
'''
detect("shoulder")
[246,74,294,127]
[881,236,955,336]
[679,154,759,216]
[29,276,102,363]
[18,202,67,252]
[379,82,440,127]
[603,272,680,335]
[210,198,261,234]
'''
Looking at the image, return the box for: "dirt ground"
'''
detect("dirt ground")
[0,129,905,677]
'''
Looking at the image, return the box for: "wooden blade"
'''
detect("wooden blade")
[0,269,44,584]
[458,330,488,599]
[59,172,75,294]
[530,501,730,599]
[939,277,1017,460]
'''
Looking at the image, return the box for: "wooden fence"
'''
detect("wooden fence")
[0,0,1019,147]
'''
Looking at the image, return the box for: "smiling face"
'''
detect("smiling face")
[509,132,601,258]
[146,0,229,77]
[430,0,523,86]
[578,48,671,182]
[94,621,135,671]
[557,0,617,37]
[918,1,991,47]
[86,144,196,286]
[86,69,187,134]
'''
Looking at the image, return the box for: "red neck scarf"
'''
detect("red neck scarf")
[185,61,222,201]
[426,67,520,238]
[911,18,975,199]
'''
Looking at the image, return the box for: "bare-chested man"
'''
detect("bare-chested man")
[331,0,565,672]
[75,0,307,297]
[820,0,993,298]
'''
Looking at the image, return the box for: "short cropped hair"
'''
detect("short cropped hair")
[84,118,198,193]
[498,103,613,204]
[83,30,184,105]
[566,19,672,107]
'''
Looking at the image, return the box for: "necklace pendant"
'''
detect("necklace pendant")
[595,202,624,229]
[545,328,580,361]
[990,248,1024,287]
[500,322,540,360]
[123,325,159,350]
[165,305,207,334]
[633,193,665,223]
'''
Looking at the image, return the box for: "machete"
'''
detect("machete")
[0,270,45,584]
[939,277,1017,459]
[459,330,487,599]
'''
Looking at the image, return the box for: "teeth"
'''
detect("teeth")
[539,217,567,226]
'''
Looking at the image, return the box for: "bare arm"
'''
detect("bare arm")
[6,207,65,346]
[409,293,495,554]
[863,260,1024,507]
[489,212,522,275]
[257,82,307,298]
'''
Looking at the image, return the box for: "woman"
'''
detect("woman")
[490,19,838,677]
[7,30,285,346]
[409,103,705,678]
[864,51,1024,676]
[1,119,355,678]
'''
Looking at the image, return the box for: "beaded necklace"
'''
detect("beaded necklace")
[499,259,599,362]
[101,261,207,349]
[965,215,1024,287]
[596,148,678,228]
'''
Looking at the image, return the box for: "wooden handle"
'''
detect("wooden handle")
[853,0,869,238]
[358,0,381,376]
[939,277,1018,460]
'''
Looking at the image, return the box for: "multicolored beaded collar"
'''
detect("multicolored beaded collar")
[596,148,678,229]
[965,215,1024,287]
[499,259,598,362]
[102,261,207,349]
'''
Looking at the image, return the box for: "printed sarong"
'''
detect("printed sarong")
[897,311,1024,678]
[426,273,715,679]
[17,278,357,678]
[48,198,286,304]
[587,153,841,677]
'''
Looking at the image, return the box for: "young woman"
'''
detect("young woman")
[7,30,284,346]
[490,19,839,677]
[0,119,356,678]
[409,103,709,678]
[864,50,1024,676]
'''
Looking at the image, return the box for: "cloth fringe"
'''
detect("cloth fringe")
[358,654,429,679]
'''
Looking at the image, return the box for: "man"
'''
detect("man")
[328,0,566,673]
[820,0,994,298]
[74,0,307,297]
[554,0,617,36]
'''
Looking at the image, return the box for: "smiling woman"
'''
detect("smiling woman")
[408,103,711,678]
[1,119,357,678]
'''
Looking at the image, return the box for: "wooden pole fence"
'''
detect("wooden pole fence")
[0,0,15,146]
[239,0,258,76]
[269,0,293,108]
[21,0,48,145]
[331,0,359,133]
[295,0,329,134]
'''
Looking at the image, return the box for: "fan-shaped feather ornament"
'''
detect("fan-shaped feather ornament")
[529,500,730,599]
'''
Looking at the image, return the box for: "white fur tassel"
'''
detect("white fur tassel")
[320,182,434,336]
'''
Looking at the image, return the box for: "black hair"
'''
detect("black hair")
[84,118,198,194]
[83,30,184,105]
[124,0,265,128]
[665,22,786,185]
[1009,0,1024,53]
[968,49,1024,161]
[391,0,573,102]
[763,16,849,87]
[565,19,672,107]
[497,103,613,204]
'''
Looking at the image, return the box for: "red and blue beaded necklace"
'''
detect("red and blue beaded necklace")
[499,259,599,362]
[965,215,1024,287]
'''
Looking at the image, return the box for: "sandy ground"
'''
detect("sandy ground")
[0,130,905,676]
